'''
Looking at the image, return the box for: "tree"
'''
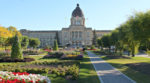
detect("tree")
[0,37,5,47]
[7,26,22,36]
[92,30,98,46]
[0,26,13,38]
[29,38,40,49]
[21,36,29,49]
[56,31,60,45]
[53,39,58,51]
[101,35,111,53]
[11,35,23,59]
[101,35,111,48]
[109,30,119,54]
[97,38,103,51]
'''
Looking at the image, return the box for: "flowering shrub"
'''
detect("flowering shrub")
[87,49,96,51]
[23,50,43,55]
[43,52,64,58]
[44,49,51,52]
[61,54,83,60]
[0,71,51,83]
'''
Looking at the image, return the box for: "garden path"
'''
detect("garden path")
[87,51,136,83]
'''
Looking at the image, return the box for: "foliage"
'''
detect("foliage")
[29,38,40,48]
[90,45,95,50]
[44,52,64,58]
[0,26,13,38]
[99,10,150,57]
[0,26,22,51]
[23,50,43,55]
[21,36,29,49]
[7,26,22,37]
[43,51,82,60]
[43,45,51,50]
[92,30,98,46]
[53,40,58,51]
[61,54,83,60]
[11,35,23,59]
[0,60,80,80]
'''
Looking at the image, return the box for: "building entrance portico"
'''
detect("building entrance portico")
[61,4,93,47]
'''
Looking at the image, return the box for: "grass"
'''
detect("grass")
[77,54,100,83]
[100,56,150,83]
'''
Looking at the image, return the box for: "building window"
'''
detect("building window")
[79,31,82,38]
[76,20,80,25]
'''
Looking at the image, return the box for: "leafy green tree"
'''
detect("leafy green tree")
[101,35,111,48]
[7,26,22,36]
[109,30,119,54]
[53,39,58,51]
[0,37,5,47]
[11,35,23,59]
[21,36,29,49]
[97,38,103,50]
[29,38,40,49]
[101,35,111,53]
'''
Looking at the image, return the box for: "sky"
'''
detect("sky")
[0,0,150,30]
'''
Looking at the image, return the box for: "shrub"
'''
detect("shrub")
[53,40,58,51]
[11,35,23,59]
[23,50,42,55]
[43,52,64,58]
[91,45,95,50]
[0,52,10,58]
[0,57,35,62]
[0,60,80,80]
[147,51,150,55]
[61,54,83,60]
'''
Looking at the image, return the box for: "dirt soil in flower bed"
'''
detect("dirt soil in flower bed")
[0,57,35,62]
[126,63,150,76]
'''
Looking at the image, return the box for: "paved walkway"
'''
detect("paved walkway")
[87,51,136,83]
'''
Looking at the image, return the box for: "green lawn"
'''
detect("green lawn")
[77,54,100,83]
[100,56,150,83]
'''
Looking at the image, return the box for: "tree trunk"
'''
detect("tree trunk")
[131,42,135,57]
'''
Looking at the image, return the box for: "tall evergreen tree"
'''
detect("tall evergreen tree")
[11,35,23,59]
[92,30,98,46]
[56,31,60,45]
[53,39,58,51]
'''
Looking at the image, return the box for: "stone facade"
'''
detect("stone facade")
[20,4,111,47]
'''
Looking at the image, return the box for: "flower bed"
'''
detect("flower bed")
[43,51,82,60]
[0,71,50,83]
[87,49,96,51]
[43,52,64,58]
[0,61,80,80]
[0,57,35,62]
[23,50,43,55]
[44,49,52,52]
[61,54,83,60]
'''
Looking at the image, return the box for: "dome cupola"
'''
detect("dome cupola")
[72,4,84,17]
